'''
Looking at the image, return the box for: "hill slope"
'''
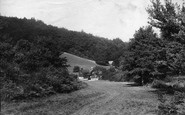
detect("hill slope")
[0,16,126,65]
[60,52,110,73]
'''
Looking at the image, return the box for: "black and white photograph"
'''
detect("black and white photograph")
[0,0,185,114]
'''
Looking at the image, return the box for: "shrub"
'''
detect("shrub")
[172,82,185,92]
[0,66,83,101]
[103,72,116,81]
[152,79,185,93]
[157,91,185,115]
[92,66,108,80]
[151,80,171,89]
[69,74,78,79]
[93,66,107,73]
[0,81,23,101]
[45,67,79,93]
[81,69,90,79]
[110,72,124,82]
[73,66,80,73]
[95,61,109,66]
[100,67,117,81]
[92,66,128,82]
[118,70,131,81]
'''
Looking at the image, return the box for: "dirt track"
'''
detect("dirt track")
[72,80,158,115]
[1,80,159,115]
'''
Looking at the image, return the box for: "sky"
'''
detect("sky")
[0,0,184,41]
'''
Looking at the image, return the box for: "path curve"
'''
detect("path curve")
[72,80,158,115]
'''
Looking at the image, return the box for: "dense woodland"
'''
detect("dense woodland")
[0,16,126,65]
[0,0,185,110]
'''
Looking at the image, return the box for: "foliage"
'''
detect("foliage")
[119,0,185,85]
[120,26,164,85]
[96,67,130,82]
[0,16,126,64]
[92,66,119,81]
[152,79,185,114]
[92,66,107,79]
[95,60,109,66]
[157,91,185,115]
[73,66,80,73]
[147,0,185,75]
[102,68,117,80]
[0,33,81,101]
[105,71,126,82]
[0,16,127,88]
[151,80,171,89]
[81,69,91,79]
[147,0,185,43]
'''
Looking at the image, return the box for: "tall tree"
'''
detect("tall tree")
[121,26,164,85]
[147,0,185,75]
[147,0,185,43]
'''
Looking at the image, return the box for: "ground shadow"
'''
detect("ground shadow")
[147,88,175,95]
[125,83,142,87]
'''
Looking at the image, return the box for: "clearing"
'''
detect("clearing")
[60,52,110,73]
[1,80,159,115]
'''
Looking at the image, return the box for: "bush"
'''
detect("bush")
[92,66,129,82]
[172,82,185,92]
[151,80,171,89]
[152,79,185,93]
[0,66,83,101]
[92,66,108,80]
[73,66,80,73]
[0,81,23,101]
[157,91,185,115]
[69,74,78,79]
[118,70,131,81]
[44,67,80,93]
[125,68,153,85]
[93,66,107,73]
[109,72,124,81]
[81,69,90,79]
[95,61,109,66]
[0,38,86,101]
[100,67,117,81]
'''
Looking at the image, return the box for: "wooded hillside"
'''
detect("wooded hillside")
[0,16,126,65]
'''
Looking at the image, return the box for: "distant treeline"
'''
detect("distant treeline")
[0,16,127,65]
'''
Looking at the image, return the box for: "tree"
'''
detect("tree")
[73,66,80,73]
[121,26,164,85]
[147,0,185,43]
[147,0,185,76]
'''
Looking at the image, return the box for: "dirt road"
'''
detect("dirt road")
[1,80,159,115]
[72,80,158,115]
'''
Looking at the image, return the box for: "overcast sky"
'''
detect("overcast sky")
[0,0,183,41]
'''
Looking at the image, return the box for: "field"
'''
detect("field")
[60,52,110,73]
